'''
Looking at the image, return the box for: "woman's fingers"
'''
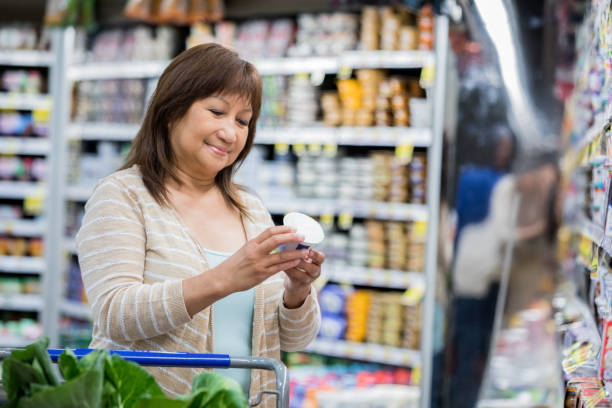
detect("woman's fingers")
[308,249,325,266]
[266,258,302,274]
[257,232,305,255]
[253,226,296,244]
[286,261,320,280]
[262,248,308,268]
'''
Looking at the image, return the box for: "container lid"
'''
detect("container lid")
[283,212,325,245]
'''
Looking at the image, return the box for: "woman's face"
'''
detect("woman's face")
[169,93,252,180]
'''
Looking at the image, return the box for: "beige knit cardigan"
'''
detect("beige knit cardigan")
[76,165,321,407]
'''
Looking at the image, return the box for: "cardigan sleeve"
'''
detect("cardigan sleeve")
[75,176,191,342]
[250,196,322,351]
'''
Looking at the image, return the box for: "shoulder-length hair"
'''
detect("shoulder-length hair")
[122,43,262,217]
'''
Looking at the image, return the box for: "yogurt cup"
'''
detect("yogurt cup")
[282,212,325,251]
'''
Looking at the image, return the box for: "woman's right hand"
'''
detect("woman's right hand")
[218,226,309,294]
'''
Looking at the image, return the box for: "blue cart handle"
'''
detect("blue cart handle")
[47,348,231,368]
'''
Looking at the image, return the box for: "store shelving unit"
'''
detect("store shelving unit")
[556,0,612,405]
[0,33,60,348]
[0,293,43,311]
[0,137,51,155]
[0,256,45,274]
[305,338,421,367]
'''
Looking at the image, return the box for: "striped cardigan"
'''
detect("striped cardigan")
[76,165,321,407]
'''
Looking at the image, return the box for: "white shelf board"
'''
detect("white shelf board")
[0,137,50,155]
[0,92,51,110]
[0,256,45,274]
[325,264,424,289]
[252,50,434,75]
[0,293,42,311]
[340,50,434,69]
[261,196,428,222]
[67,122,139,141]
[0,50,54,67]
[61,300,91,320]
[305,338,420,367]
[0,218,45,236]
[0,181,44,199]
[569,217,604,246]
[256,126,431,147]
[0,336,38,348]
[68,60,169,81]
[65,184,94,202]
[66,51,435,81]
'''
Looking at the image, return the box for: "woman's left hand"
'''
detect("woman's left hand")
[283,249,325,309]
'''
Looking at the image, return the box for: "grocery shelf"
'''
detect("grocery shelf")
[66,51,435,81]
[0,181,45,199]
[64,184,94,202]
[0,256,45,274]
[305,338,421,367]
[0,92,52,110]
[67,122,139,141]
[67,60,170,81]
[0,137,50,155]
[568,217,604,246]
[61,300,91,320]
[0,218,45,236]
[261,196,428,221]
[0,50,54,67]
[0,293,42,311]
[325,264,424,289]
[0,336,38,348]
[253,50,434,75]
[256,126,432,147]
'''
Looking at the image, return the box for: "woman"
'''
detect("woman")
[76,43,323,406]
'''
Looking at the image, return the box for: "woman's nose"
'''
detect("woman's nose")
[216,120,237,143]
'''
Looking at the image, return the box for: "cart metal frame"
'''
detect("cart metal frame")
[0,348,289,408]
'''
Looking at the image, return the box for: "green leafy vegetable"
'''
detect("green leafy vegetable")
[1,338,249,408]
[18,369,103,408]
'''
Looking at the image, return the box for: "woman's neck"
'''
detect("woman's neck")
[168,165,218,197]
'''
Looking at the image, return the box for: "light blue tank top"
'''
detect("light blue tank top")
[205,248,254,396]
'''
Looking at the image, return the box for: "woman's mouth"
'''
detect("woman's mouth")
[206,142,228,156]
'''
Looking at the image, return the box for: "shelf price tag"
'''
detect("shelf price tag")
[4,139,19,155]
[274,142,289,156]
[292,143,306,157]
[420,64,435,88]
[337,65,352,80]
[320,211,334,229]
[308,143,322,156]
[323,143,337,157]
[338,210,353,230]
[24,185,45,216]
[4,220,14,234]
[395,142,414,165]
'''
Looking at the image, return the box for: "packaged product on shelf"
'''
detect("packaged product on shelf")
[417,4,434,51]
[0,317,42,342]
[0,24,39,50]
[1,69,43,94]
[288,12,358,57]
[287,74,319,126]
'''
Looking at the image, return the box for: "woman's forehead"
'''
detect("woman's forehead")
[207,93,252,110]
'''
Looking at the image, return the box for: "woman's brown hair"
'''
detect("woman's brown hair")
[122,43,262,217]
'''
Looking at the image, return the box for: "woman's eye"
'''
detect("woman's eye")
[209,109,223,116]
[237,119,249,126]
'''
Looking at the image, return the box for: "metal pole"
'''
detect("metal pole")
[41,28,69,348]
[420,13,449,408]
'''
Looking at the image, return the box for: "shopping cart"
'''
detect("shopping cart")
[0,348,289,408]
